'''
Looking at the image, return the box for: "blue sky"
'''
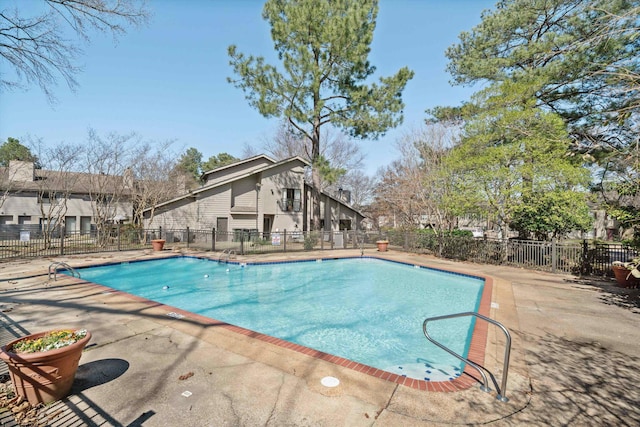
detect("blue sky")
[0,0,495,175]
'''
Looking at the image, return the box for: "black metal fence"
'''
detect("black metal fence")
[0,227,152,259]
[387,231,637,276]
[0,227,380,261]
[0,225,636,277]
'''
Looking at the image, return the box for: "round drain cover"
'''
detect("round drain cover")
[321,376,340,387]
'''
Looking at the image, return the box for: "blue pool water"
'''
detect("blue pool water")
[75,257,484,381]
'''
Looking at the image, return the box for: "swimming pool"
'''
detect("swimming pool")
[73,256,486,384]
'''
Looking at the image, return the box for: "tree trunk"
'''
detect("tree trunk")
[500,222,509,262]
[311,116,322,231]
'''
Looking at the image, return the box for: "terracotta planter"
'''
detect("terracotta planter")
[151,239,166,251]
[376,241,389,252]
[0,330,91,405]
[612,265,640,288]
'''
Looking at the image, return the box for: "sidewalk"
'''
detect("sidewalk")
[0,249,638,426]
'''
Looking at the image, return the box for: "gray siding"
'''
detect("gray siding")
[144,156,363,234]
[1,192,130,227]
[203,157,272,186]
[197,186,231,229]
[231,177,258,210]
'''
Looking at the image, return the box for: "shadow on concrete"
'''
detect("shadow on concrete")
[0,311,31,377]
[569,277,640,313]
[71,358,129,393]
[0,309,133,426]
[517,332,640,426]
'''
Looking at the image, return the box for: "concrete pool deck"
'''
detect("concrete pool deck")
[0,248,638,426]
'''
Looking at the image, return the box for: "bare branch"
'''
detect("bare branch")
[0,0,149,101]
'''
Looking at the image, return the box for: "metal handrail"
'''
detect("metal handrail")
[48,261,81,281]
[218,249,236,263]
[423,311,511,402]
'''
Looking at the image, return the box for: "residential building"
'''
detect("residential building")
[144,155,365,237]
[0,160,132,235]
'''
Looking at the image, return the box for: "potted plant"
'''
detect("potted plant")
[612,258,640,288]
[0,329,91,405]
[376,239,389,252]
[151,239,166,251]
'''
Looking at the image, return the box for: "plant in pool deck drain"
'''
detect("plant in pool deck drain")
[10,329,87,354]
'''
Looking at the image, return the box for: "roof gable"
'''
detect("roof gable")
[148,156,310,211]
[200,154,277,185]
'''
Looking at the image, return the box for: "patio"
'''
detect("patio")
[0,248,638,426]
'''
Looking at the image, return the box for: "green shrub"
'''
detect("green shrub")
[304,233,317,250]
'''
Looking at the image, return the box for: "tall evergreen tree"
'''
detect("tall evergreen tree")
[228,0,413,230]
[443,84,592,240]
[201,153,239,172]
[0,137,39,167]
[175,147,203,182]
[446,0,639,154]
[433,0,639,239]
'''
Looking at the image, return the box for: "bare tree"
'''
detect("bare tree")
[0,0,149,101]
[33,141,85,248]
[241,142,259,159]
[129,140,179,240]
[0,171,13,211]
[263,120,365,192]
[83,130,135,246]
[374,160,421,230]
[337,169,375,210]
[373,123,459,241]
[0,161,27,212]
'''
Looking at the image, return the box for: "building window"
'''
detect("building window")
[80,216,92,234]
[282,188,301,212]
[97,194,113,205]
[37,192,58,204]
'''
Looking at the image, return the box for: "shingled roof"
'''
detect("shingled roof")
[0,161,133,196]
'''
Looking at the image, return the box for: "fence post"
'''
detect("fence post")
[117,224,121,251]
[59,223,65,256]
[551,238,557,273]
[159,226,162,240]
[186,227,190,249]
[581,239,588,276]
[240,233,245,255]
[211,227,216,251]
[283,229,287,252]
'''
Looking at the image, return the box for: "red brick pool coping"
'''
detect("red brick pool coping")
[76,254,493,393]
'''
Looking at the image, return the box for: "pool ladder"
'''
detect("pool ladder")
[218,249,236,263]
[423,312,511,402]
[48,262,81,281]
